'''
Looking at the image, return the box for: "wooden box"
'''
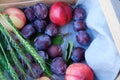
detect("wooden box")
[98,1,120,80]
[0,0,120,80]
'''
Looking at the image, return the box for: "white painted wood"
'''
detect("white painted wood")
[0,0,77,9]
[98,0,120,55]
[98,0,120,79]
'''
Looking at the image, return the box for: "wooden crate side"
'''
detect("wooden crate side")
[98,0,120,79]
[111,0,120,23]
[116,75,120,80]
[98,0,120,55]
[0,0,23,3]
[0,0,77,9]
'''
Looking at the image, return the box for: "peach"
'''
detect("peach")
[49,1,72,26]
[36,76,50,80]
[65,63,94,80]
[5,7,26,31]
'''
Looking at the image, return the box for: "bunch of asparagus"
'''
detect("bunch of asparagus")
[0,13,52,80]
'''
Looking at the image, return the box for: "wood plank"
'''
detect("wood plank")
[0,0,23,3]
[116,75,120,80]
[111,0,120,23]
[0,0,77,9]
[98,0,120,55]
[98,0,120,79]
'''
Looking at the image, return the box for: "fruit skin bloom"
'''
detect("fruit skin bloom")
[34,35,51,50]
[50,57,67,75]
[73,6,86,20]
[76,31,91,46]
[71,47,85,62]
[73,20,86,32]
[33,19,47,32]
[45,23,58,37]
[47,45,62,58]
[21,24,36,39]
[33,3,48,20]
[49,1,72,26]
[24,7,35,21]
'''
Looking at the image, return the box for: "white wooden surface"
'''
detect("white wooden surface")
[98,0,120,55]
[98,0,120,79]
[111,0,120,23]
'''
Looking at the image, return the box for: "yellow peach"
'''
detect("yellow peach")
[36,76,50,80]
[5,7,26,31]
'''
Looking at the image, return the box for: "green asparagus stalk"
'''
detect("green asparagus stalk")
[0,24,26,77]
[0,13,52,76]
[0,23,34,77]
[0,66,7,80]
[0,43,19,80]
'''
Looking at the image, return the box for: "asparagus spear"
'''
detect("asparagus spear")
[0,23,34,77]
[0,43,19,80]
[0,24,26,76]
[0,66,7,80]
[0,13,52,76]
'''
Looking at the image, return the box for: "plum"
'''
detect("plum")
[34,35,51,50]
[27,63,43,79]
[76,31,91,46]
[21,24,36,39]
[19,53,34,68]
[71,47,85,62]
[47,45,62,58]
[33,19,47,32]
[38,51,48,60]
[73,20,86,31]
[73,6,86,20]
[24,7,35,21]
[45,23,58,37]
[50,57,67,75]
[34,3,48,20]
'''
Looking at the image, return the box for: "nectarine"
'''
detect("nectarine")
[65,63,94,80]
[5,7,26,31]
[49,1,72,26]
[36,76,50,80]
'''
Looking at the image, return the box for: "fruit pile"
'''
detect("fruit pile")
[4,1,94,80]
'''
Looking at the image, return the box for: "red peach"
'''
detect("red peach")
[65,63,94,80]
[49,1,72,26]
[5,7,26,31]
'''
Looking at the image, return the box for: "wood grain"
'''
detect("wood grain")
[0,0,23,3]
[111,0,120,23]
[0,0,77,9]
[98,0,120,79]
[98,0,120,54]
[116,75,120,80]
